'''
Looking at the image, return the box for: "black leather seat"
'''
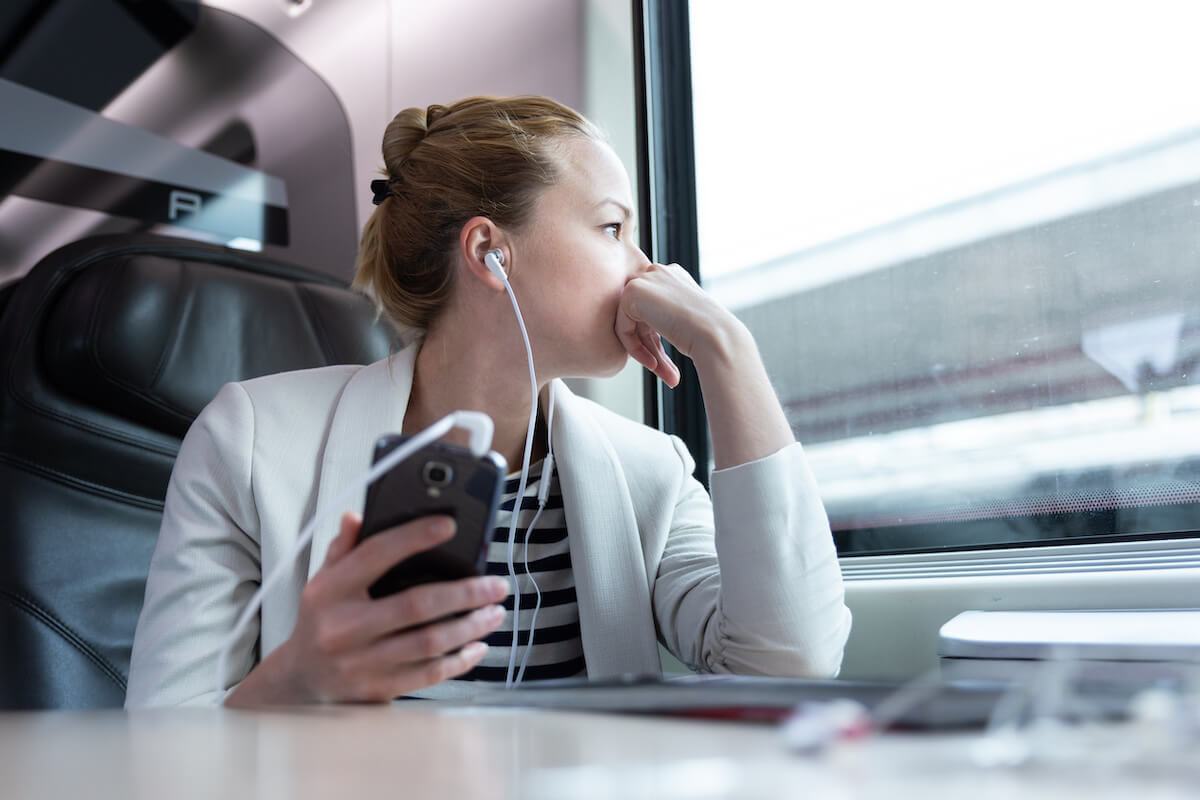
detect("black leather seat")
[0,234,394,709]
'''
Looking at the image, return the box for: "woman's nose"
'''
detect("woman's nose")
[631,244,651,271]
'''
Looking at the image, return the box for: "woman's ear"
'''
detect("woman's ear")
[459,216,508,292]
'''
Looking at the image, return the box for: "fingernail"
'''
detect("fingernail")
[476,604,505,624]
[430,517,455,537]
[462,641,488,659]
[486,576,511,595]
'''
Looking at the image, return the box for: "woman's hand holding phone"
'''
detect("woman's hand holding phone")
[225,511,509,706]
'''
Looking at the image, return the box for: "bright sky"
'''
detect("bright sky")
[689,0,1200,278]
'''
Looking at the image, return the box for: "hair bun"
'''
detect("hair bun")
[381,106,432,176]
[424,104,448,128]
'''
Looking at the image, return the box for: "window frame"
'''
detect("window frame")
[633,0,709,488]
[635,0,1200,561]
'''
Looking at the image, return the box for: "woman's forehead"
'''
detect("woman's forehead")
[553,136,632,205]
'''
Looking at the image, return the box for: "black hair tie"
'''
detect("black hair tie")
[370,179,394,206]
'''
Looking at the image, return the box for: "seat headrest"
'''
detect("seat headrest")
[41,250,394,437]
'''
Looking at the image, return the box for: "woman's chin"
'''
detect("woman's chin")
[598,350,632,378]
[564,351,630,381]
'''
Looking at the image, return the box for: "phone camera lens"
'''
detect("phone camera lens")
[422,461,454,487]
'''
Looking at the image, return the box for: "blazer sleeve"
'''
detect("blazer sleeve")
[652,440,852,678]
[125,382,262,707]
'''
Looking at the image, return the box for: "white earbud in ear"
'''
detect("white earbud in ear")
[484,249,507,282]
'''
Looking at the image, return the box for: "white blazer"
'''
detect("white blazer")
[126,346,851,707]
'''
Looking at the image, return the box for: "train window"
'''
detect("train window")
[671,1,1200,553]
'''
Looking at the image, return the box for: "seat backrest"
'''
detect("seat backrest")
[0,234,394,709]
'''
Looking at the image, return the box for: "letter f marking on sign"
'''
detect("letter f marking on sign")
[168,189,202,220]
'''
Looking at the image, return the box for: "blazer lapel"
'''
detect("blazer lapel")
[307,349,415,579]
[552,381,662,678]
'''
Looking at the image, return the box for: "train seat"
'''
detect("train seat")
[0,234,394,709]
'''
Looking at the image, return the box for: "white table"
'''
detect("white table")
[1,704,1195,799]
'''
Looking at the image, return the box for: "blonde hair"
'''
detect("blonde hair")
[353,96,602,330]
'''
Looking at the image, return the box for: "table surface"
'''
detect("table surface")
[1,703,1196,800]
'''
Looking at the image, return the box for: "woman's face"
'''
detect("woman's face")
[509,136,651,379]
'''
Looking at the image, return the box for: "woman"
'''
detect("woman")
[125,96,851,707]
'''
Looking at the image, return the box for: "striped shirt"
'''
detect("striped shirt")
[410,460,585,698]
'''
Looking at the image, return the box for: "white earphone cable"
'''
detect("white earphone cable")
[213,410,494,701]
[515,381,556,685]
[496,271,541,689]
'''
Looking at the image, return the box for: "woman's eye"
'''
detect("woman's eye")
[603,222,622,239]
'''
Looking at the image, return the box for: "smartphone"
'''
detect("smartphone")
[359,434,507,598]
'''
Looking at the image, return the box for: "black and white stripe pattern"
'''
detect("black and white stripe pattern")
[457,460,585,683]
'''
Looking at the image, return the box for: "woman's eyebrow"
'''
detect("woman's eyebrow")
[595,197,633,219]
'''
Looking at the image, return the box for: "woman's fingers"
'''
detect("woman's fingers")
[331,608,503,701]
[379,574,510,630]
[342,575,510,647]
[637,322,679,386]
[615,282,676,384]
[615,315,656,370]
[322,511,363,566]
[373,603,505,666]
[615,302,679,385]
[619,322,678,387]
[618,262,724,386]
[286,513,512,703]
[311,515,456,602]
[358,641,492,702]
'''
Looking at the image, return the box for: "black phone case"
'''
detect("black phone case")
[359,434,506,598]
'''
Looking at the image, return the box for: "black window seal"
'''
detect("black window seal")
[633,0,709,488]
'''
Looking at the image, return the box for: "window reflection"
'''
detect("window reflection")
[690,1,1200,551]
